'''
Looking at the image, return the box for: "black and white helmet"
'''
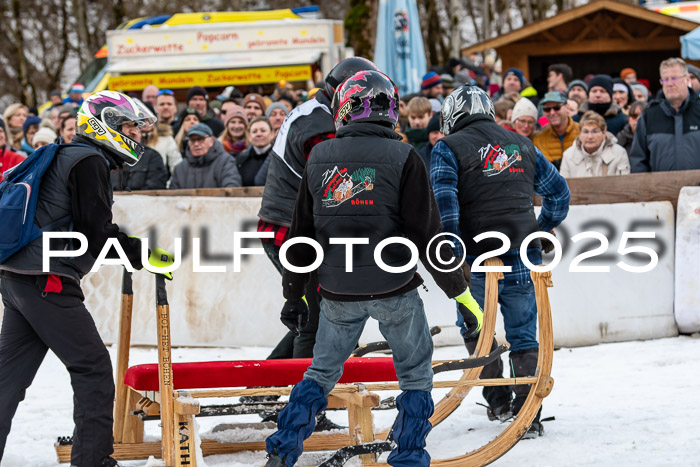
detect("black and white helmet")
[440,85,495,135]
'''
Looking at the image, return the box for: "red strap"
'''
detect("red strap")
[44,275,63,294]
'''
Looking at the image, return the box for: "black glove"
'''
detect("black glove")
[540,230,556,254]
[280,297,309,337]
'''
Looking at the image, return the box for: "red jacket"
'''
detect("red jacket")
[0,146,26,181]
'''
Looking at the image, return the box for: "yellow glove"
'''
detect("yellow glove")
[148,248,175,280]
[455,288,483,338]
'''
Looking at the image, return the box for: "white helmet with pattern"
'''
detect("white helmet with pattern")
[76,91,156,166]
[440,85,495,135]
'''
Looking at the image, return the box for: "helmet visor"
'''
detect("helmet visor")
[102,98,157,134]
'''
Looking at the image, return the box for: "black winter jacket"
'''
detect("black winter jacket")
[111,147,168,191]
[630,92,700,172]
[170,139,242,189]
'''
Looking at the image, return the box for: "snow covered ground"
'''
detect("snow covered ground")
[3,335,700,467]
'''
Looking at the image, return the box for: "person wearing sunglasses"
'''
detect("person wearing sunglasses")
[533,91,580,170]
[573,74,627,136]
[631,57,700,172]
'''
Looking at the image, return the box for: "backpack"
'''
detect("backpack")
[0,143,93,263]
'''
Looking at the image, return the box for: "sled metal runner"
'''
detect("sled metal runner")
[53,258,554,466]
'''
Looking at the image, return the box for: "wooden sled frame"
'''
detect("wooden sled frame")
[54,258,554,466]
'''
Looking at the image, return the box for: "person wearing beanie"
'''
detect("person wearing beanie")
[184,85,224,137]
[454,70,473,87]
[630,83,650,102]
[219,105,248,156]
[574,74,626,135]
[619,68,637,84]
[265,102,289,134]
[612,78,635,114]
[32,127,57,149]
[49,90,63,108]
[687,64,700,94]
[493,67,539,106]
[417,112,443,170]
[63,83,85,107]
[421,71,443,99]
[533,91,580,169]
[511,98,538,139]
[0,118,25,181]
[242,93,266,121]
[440,74,455,96]
[20,116,42,155]
[567,79,588,106]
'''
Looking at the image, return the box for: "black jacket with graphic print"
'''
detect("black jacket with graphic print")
[282,122,468,302]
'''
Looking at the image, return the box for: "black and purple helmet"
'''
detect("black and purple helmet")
[332,70,399,131]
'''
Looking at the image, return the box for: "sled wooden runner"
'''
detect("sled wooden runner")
[54,258,555,466]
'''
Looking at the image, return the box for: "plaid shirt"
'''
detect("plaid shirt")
[430,140,570,258]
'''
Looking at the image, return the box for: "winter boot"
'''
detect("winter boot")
[387,391,434,467]
[509,347,543,438]
[265,378,328,467]
[465,336,512,420]
[265,453,286,467]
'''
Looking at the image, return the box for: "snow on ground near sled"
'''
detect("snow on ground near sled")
[3,336,700,467]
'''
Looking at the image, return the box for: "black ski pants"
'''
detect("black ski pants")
[0,272,114,467]
[260,241,320,359]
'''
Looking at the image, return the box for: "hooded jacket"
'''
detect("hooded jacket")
[560,132,630,178]
[169,139,242,189]
[630,91,700,172]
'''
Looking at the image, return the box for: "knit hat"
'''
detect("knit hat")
[511,98,538,121]
[588,74,613,97]
[186,86,209,104]
[567,79,588,94]
[427,112,441,133]
[503,67,525,86]
[454,70,473,87]
[225,104,247,123]
[33,127,57,146]
[619,68,636,80]
[421,72,442,90]
[687,64,700,81]
[49,89,62,98]
[265,102,289,118]
[22,116,41,134]
[70,83,85,94]
[242,93,266,114]
[440,74,455,87]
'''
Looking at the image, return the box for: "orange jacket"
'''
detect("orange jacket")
[533,117,579,164]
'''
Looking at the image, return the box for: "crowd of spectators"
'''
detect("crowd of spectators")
[1,55,698,189]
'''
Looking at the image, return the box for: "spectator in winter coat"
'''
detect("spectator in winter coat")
[62,83,85,107]
[174,108,201,155]
[2,103,28,152]
[615,101,646,155]
[58,115,76,144]
[170,123,242,189]
[147,122,182,177]
[265,102,289,136]
[533,91,580,169]
[236,117,274,186]
[32,127,57,149]
[219,105,248,156]
[687,64,700,94]
[561,111,630,178]
[492,67,539,106]
[574,75,627,136]
[511,98,538,139]
[181,86,224,137]
[111,120,168,192]
[418,112,443,170]
[0,119,25,181]
[242,93,266,122]
[630,57,700,172]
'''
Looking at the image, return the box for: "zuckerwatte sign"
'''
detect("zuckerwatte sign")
[107,22,333,58]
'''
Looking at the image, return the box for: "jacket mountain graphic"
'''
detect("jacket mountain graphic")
[321,166,375,207]
[479,143,522,176]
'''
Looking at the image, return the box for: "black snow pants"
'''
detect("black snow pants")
[0,272,115,467]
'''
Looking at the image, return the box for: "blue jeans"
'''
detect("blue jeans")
[304,288,434,394]
[456,249,541,352]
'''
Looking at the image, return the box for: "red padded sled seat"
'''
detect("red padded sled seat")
[124,357,398,391]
